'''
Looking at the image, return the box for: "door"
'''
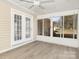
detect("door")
[25,17,31,39]
[11,9,33,45]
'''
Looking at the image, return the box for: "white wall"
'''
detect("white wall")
[0,0,11,51]
[36,10,79,48]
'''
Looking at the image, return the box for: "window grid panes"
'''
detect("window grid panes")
[14,14,22,41]
[26,17,30,38]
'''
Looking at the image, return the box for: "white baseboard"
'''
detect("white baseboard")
[0,39,35,54]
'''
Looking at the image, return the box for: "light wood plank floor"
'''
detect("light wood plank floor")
[0,41,78,59]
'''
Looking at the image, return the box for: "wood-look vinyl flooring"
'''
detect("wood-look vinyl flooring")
[0,41,78,59]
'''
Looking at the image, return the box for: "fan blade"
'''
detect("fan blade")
[20,0,33,3]
[41,0,54,4]
[39,5,45,9]
[29,5,34,9]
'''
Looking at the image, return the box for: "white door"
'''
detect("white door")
[25,17,32,40]
[11,9,33,46]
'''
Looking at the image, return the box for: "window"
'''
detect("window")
[44,19,50,36]
[26,17,31,38]
[37,14,78,39]
[64,14,78,39]
[38,19,50,36]
[38,20,43,35]
[52,16,63,37]
[64,15,74,38]
[14,14,22,41]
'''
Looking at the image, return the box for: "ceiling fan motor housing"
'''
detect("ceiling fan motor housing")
[34,0,40,6]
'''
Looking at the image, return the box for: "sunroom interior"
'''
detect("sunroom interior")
[0,0,79,59]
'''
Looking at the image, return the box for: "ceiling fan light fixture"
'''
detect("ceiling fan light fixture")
[34,1,40,6]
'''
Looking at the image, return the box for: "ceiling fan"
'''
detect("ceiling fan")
[20,0,54,9]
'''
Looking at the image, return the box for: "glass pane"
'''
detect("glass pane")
[38,20,43,35]
[44,19,50,36]
[26,17,30,38]
[64,15,74,38]
[52,16,62,37]
[60,17,63,37]
[14,14,22,41]
[74,14,78,39]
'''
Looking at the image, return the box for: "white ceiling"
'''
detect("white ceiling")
[7,0,79,15]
